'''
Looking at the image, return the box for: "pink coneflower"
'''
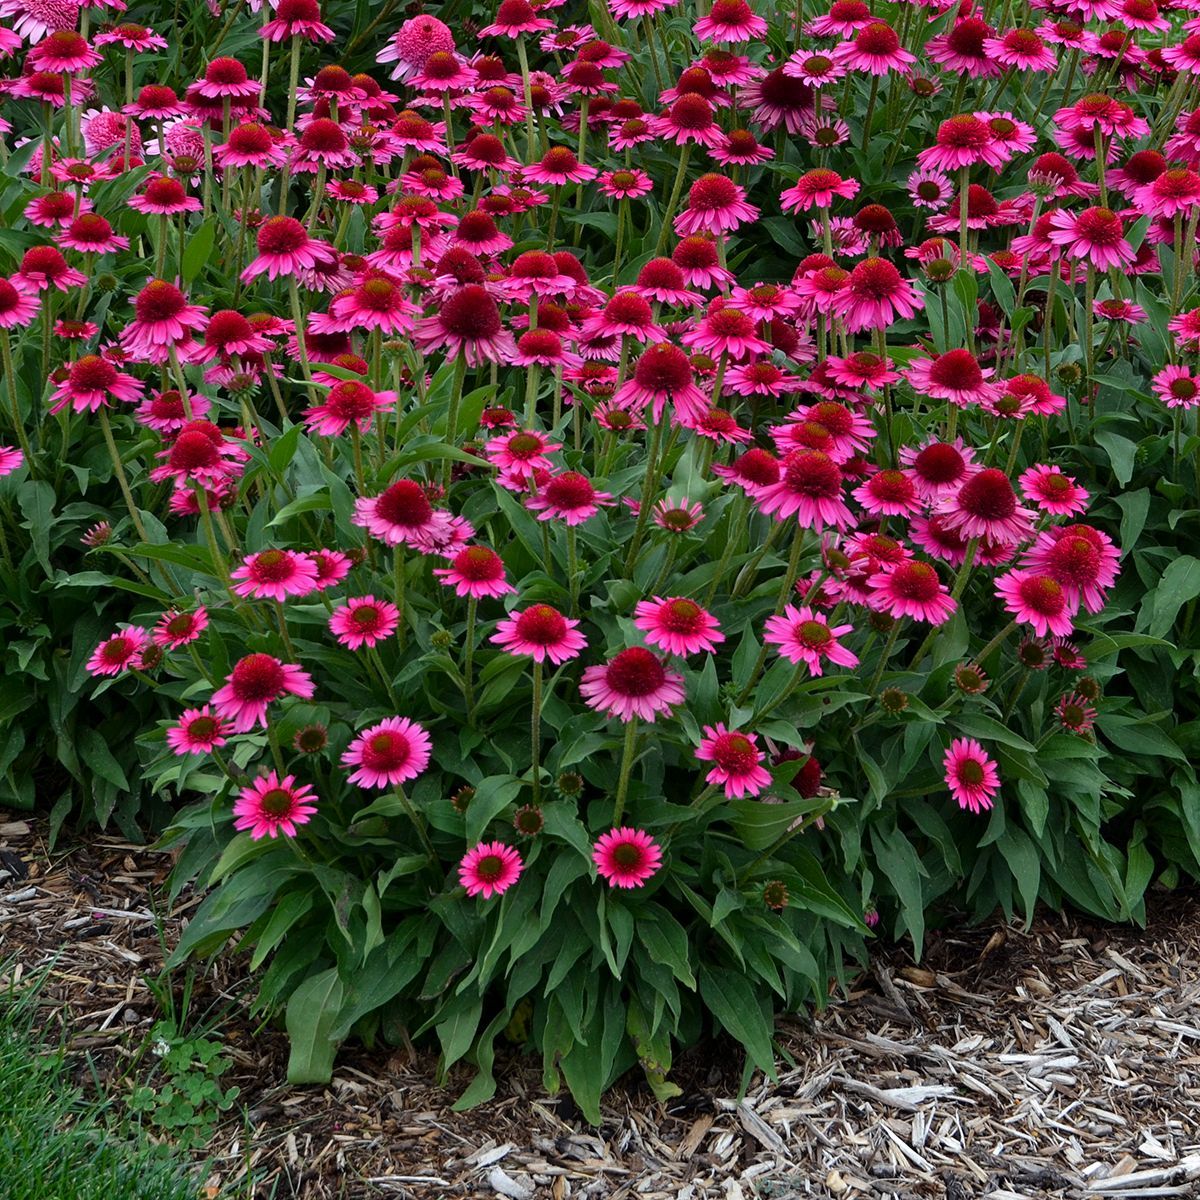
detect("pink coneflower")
[674,174,759,236]
[592,827,663,888]
[526,472,614,524]
[650,94,725,148]
[18,246,87,293]
[433,545,516,599]
[352,480,449,551]
[195,57,259,100]
[580,647,685,722]
[484,429,562,479]
[48,354,144,414]
[212,654,315,732]
[725,360,802,397]
[213,123,290,169]
[943,738,999,814]
[695,724,772,798]
[683,307,771,361]
[233,772,319,840]
[899,439,977,500]
[413,284,515,366]
[25,191,89,228]
[511,329,579,368]
[780,168,859,213]
[905,350,1000,409]
[1019,465,1090,515]
[153,607,209,649]
[831,257,923,333]
[985,27,1057,70]
[1022,525,1119,614]
[95,22,169,51]
[672,234,735,290]
[693,0,767,43]
[652,497,705,531]
[459,842,523,899]
[755,449,852,531]
[0,276,41,328]
[128,174,202,216]
[382,13,456,77]
[808,0,873,37]
[632,258,703,307]
[310,549,351,591]
[633,596,724,656]
[939,468,1035,544]
[854,469,922,517]
[917,114,1005,172]
[784,49,847,85]
[711,127,774,165]
[492,604,587,663]
[868,561,956,625]
[1046,207,1134,271]
[242,216,337,283]
[342,717,432,788]
[135,389,206,433]
[834,21,916,74]
[763,604,858,675]
[996,569,1076,638]
[0,447,25,476]
[584,290,664,344]
[165,705,229,755]
[597,168,653,199]
[1093,298,1146,324]
[120,280,206,360]
[479,0,554,36]
[27,30,101,72]
[303,379,395,435]
[1056,692,1097,734]
[124,83,187,120]
[329,596,401,649]
[231,549,319,602]
[56,213,129,255]
[151,421,242,485]
[192,309,274,364]
[87,627,149,677]
[1152,364,1200,409]
[260,0,335,41]
[908,168,955,211]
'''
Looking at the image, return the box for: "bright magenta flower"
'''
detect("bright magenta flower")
[943,738,1000,814]
[233,772,319,840]
[592,827,663,888]
[695,724,772,798]
[342,717,433,788]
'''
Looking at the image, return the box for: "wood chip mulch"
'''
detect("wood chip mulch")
[1,815,1198,1200]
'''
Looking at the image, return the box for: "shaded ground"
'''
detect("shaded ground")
[1,815,1198,1200]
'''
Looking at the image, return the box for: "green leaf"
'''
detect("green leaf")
[182,218,215,284]
[1145,556,1200,639]
[285,968,346,1084]
[436,993,483,1072]
[698,967,776,1077]
[1094,431,1137,487]
[466,775,523,844]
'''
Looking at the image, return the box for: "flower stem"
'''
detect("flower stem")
[531,660,544,805]
[612,716,639,826]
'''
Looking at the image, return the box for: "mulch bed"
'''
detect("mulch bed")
[1,815,1198,1200]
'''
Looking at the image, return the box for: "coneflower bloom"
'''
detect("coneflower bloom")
[649,95,726,149]
[597,168,653,199]
[342,717,432,787]
[1021,524,1120,614]
[939,468,1035,544]
[1152,364,1200,409]
[48,354,143,413]
[526,472,614,524]
[413,284,516,365]
[352,480,450,551]
[128,174,203,215]
[17,246,87,293]
[984,27,1057,70]
[195,57,260,100]
[831,258,923,332]
[633,596,724,656]
[780,168,859,212]
[459,842,523,898]
[853,469,922,517]
[868,561,956,625]
[652,497,706,531]
[303,380,396,435]
[673,234,735,290]
[693,0,768,43]
[1019,465,1090,515]
[763,605,858,674]
[491,604,587,663]
[917,114,1006,172]
[834,21,916,74]
[580,647,685,722]
[905,350,1000,408]
[27,30,101,72]
[943,738,1000,814]
[165,705,229,755]
[683,306,771,360]
[211,653,315,732]
[25,191,89,228]
[484,429,562,479]
[260,0,336,41]
[56,214,129,255]
[908,168,955,210]
[711,127,774,165]
[87,627,149,677]
[95,22,169,51]
[1056,692,1098,734]
[674,174,759,236]
[523,146,598,186]
[213,123,291,169]
[328,596,401,649]
[0,276,41,328]
[231,549,319,602]
[592,827,663,888]
[695,724,772,798]
[433,545,516,598]
[120,280,206,360]
[995,569,1076,638]
[899,439,977,500]
[153,607,209,649]
[755,449,852,530]
[242,216,337,282]
[234,772,318,840]
[124,83,187,120]
[0,447,24,476]
[479,0,554,36]
[1046,207,1134,271]
[808,0,874,37]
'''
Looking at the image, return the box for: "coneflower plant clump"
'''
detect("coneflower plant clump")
[1,0,1198,1119]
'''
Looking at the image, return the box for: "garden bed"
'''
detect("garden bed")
[2,816,1196,1200]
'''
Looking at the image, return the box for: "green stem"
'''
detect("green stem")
[612,716,639,826]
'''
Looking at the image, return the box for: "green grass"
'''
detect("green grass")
[0,981,205,1200]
